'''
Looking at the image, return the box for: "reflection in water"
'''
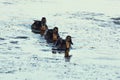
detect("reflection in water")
[65,55,72,62]
[52,49,72,62]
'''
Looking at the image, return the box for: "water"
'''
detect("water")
[0,0,120,80]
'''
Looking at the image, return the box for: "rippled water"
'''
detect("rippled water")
[0,0,120,80]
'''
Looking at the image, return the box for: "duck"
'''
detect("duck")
[53,35,73,57]
[31,17,48,34]
[44,27,60,43]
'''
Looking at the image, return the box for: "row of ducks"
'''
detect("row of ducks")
[31,17,73,57]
